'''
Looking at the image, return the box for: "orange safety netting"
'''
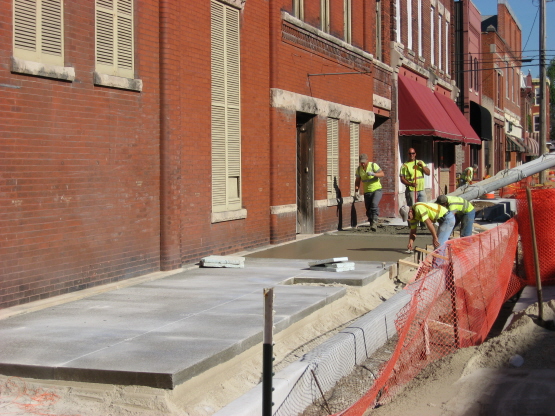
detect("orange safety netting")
[336,219,523,416]
[516,187,555,286]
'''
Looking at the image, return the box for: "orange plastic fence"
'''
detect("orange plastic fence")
[516,187,555,286]
[500,176,538,198]
[337,219,523,416]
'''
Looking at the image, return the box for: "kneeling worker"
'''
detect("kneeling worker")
[399,203,456,250]
[435,195,476,238]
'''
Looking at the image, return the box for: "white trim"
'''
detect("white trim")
[93,71,142,91]
[11,57,74,81]
[270,204,297,215]
[212,209,247,223]
[271,89,375,126]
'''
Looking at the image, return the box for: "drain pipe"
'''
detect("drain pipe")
[449,152,555,200]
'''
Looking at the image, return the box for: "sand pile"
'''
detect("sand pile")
[370,299,555,416]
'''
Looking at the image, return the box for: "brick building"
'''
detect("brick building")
[454,0,493,179]
[1,0,401,308]
[480,0,526,171]
[391,0,480,201]
[6,0,507,309]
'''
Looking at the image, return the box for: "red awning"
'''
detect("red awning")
[434,92,481,145]
[398,75,463,142]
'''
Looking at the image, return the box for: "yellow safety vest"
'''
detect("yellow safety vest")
[357,162,382,193]
[409,203,448,230]
[445,196,474,214]
[401,160,427,192]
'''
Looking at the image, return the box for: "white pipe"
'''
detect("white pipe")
[449,152,555,201]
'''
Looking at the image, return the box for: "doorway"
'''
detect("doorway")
[297,112,315,234]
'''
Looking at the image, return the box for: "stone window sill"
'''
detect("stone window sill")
[11,57,75,81]
[94,72,142,92]
[212,209,247,223]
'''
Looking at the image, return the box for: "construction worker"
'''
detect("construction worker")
[400,148,430,207]
[354,153,385,231]
[460,164,478,186]
[399,202,456,250]
[436,195,476,238]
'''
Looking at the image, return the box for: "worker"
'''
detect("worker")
[354,153,385,231]
[399,202,456,250]
[400,148,430,207]
[436,195,476,238]
[460,164,478,186]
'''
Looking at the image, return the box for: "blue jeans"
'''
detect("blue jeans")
[405,189,426,207]
[364,189,382,224]
[459,209,476,237]
[437,211,456,246]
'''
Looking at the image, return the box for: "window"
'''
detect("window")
[534,115,540,132]
[468,55,476,90]
[407,0,412,50]
[293,0,304,20]
[344,0,351,44]
[497,72,502,107]
[511,68,514,101]
[445,19,449,74]
[535,87,540,105]
[211,0,242,213]
[350,122,359,196]
[430,6,435,66]
[438,14,442,70]
[474,58,479,91]
[327,118,339,200]
[375,0,382,60]
[13,0,64,66]
[505,68,509,98]
[417,0,422,56]
[396,0,401,43]
[321,0,330,33]
[95,0,134,78]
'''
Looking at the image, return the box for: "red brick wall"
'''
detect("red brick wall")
[173,1,272,265]
[0,0,161,308]
[270,1,377,237]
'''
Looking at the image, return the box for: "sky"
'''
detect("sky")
[470,0,555,77]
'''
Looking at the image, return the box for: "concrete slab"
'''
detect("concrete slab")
[0,257,366,389]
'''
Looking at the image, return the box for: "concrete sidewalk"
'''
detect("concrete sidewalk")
[0,233,412,391]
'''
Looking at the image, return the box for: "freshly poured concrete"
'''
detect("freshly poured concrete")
[0,234,413,390]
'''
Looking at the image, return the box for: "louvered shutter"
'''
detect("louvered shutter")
[13,0,63,66]
[349,122,359,196]
[211,1,241,213]
[327,118,339,199]
[95,0,134,78]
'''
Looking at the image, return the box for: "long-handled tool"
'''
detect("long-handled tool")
[350,194,357,228]
[526,187,555,331]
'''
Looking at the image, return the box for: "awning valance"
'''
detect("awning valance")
[435,92,481,145]
[525,137,539,156]
[470,101,493,141]
[398,75,463,143]
[506,135,526,153]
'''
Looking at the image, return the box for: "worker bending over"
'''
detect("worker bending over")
[436,195,476,238]
[399,202,456,250]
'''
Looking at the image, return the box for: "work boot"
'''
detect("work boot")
[370,222,377,232]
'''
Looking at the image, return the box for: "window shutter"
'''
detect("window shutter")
[327,118,339,199]
[211,1,241,213]
[95,0,134,78]
[350,122,359,196]
[14,0,63,66]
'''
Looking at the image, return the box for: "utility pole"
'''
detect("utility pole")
[539,0,547,183]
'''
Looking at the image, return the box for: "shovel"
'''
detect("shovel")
[351,194,357,228]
